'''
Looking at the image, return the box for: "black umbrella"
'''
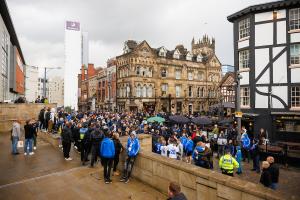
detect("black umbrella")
[169,115,190,124]
[218,118,234,125]
[191,116,212,125]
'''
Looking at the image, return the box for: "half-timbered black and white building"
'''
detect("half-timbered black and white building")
[228,0,300,142]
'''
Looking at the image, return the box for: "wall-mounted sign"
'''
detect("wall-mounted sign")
[66,21,80,31]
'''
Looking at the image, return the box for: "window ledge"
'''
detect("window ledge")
[288,29,300,34]
[238,36,250,42]
[238,68,250,72]
[290,107,300,111]
[289,65,300,69]
[241,106,250,109]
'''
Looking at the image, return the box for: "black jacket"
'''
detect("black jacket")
[268,163,279,183]
[113,138,123,155]
[260,168,272,187]
[167,193,187,200]
[24,124,35,139]
[62,127,73,143]
[91,129,104,146]
[38,109,45,121]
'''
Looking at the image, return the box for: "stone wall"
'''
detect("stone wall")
[119,135,283,200]
[0,103,57,132]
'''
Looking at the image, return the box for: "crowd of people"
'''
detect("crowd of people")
[11,106,280,193]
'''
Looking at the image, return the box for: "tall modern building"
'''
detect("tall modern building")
[24,65,38,102]
[228,0,300,142]
[0,0,26,102]
[64,21,89,110]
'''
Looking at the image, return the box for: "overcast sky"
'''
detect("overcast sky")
[7,0,276,76]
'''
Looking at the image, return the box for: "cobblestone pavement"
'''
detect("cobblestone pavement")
[0,132,166,200]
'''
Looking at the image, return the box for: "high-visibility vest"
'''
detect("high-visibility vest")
[219,154,238,173]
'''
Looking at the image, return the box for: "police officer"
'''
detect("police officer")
[219,148,239,176]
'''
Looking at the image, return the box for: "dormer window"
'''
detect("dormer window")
[186,52,192,61]
[159,47,167,57]
[123,45,130,54]
[197,54,203,62]
[173,49,180,59]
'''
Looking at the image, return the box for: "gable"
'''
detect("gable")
[134,40,155,57]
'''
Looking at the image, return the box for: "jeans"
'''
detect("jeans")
[122,156,136,180]
[12,136,19,154]
[253,155,260,173]
[62,141,71,158]
[113,153,120,172]
[102,157,113,181]
[24,138,33,154]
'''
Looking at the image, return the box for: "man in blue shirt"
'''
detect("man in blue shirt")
[100,131,115,184]
[120,131,140,183]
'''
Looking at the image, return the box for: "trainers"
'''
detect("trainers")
[33,146,37,150]
[67,157,73,161]
[108,179,112,183]
[29,152,35,155]
[59,145,62,148]
[120,177,126,182]
[125,179,130,184]
[24,153,27,156]
[105,180,110,184]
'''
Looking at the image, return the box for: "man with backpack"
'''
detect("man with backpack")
[100,131,115,184]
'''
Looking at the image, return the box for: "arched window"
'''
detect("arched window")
[198,71,204,81]
[197,87,201,97]
[142,85,147,97]
[148,85,153,97]
[122,86,126,97]
[201,88,205,97]
[161,68,167,77]
[148,68,153,77]
[136,66,140,76]
[141,67,146,76]
[126,85,130,97]
[136,84,141,97]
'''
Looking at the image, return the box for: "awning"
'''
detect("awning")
[242,113,260,117]
[271,112,300,116]
[128,102,138,107]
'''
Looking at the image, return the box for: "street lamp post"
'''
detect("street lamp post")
[236,73,243,145]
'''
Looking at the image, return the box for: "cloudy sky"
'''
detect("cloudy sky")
[7,0,275,76]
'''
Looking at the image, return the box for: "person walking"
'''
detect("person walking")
[100,131,115,184]
[260,161,272,188]
[79,123,89,165]
[24,120,35,156]
[112,132,123,176]
[11,120,22,155]
[219,148,239,176]
[38,107,45,131]
[241,127,251,163]
[120,131,140,183]
[61,122,73,161]
[267,156,279,190]
[90,124,103,168]
[250,139,260,173]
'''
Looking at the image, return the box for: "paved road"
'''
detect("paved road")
[0,132,166,200]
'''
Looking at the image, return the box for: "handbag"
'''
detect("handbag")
[17,140,24,148]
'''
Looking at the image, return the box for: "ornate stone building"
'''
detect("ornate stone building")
[116,35,222,114]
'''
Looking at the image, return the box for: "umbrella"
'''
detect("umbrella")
[218,118,234,125]
[191,116,212,125]
[147,116,165,123]
[169,115,190,124]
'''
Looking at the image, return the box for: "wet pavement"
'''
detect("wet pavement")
[0,132,166,200]
[211,153,300,200]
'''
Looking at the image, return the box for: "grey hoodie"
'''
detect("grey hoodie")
[12,122,21,138]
